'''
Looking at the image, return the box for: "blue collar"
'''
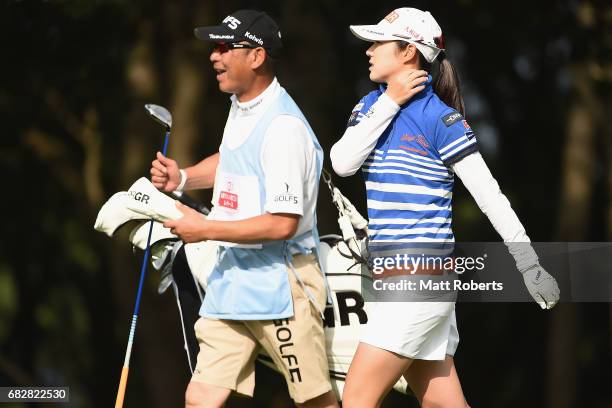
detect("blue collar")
[378,74,433,97]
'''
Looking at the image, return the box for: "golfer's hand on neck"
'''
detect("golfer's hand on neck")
[385,69,429,106]
[150,151,181,192]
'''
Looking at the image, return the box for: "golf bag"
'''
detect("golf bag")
[94,176,410,400]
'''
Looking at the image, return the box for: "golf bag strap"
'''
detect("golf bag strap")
[284,244,326,320]
[171,280,196,373]
[322,169,368,242]
[322,169,370,266]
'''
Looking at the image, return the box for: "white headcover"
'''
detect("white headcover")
[124,177,184,222]
[94,191,149,236]
[94,177,184,237]
[129,220,178,250]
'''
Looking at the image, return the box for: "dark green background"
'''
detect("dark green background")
[1,0,610,406]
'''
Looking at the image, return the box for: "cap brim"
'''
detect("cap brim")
[194,25,241,42]
[349,25,396,42]
[350,25,442,63]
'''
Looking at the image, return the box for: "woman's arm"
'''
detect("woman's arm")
[452,152,560,309]
[451,152,539,268]
[330,93,399,177]
[331,70,429,176]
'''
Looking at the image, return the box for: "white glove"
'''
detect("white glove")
[522,265,560,309]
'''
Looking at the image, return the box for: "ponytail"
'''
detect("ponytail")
[432,53,465,116]
[397,42,465,115]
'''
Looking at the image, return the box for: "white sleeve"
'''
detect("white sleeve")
[330,93,399,177]
[260,115,309,216]
[451,152,539,271]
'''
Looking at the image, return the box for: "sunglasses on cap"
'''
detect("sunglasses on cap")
[212,42,260,53]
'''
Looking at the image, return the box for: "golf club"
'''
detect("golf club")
[145,103,172,129]
[145,104,210,216]
[114,106,172,408]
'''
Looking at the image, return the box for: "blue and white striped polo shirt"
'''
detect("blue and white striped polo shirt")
[347,81,478,256]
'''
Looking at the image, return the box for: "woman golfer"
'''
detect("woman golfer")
[330,7,560,408]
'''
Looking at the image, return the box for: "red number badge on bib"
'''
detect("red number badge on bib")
[219,191,238,209]
[219,181,238,210]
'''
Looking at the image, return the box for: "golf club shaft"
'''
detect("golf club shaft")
[172,191,210,215]
[115,129,170,408]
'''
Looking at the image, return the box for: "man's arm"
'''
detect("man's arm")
[183,152,220,190]
[164,204,298,244]
[165,114,310,244]
[204,213,299,242]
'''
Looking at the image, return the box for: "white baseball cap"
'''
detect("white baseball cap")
[350,7,445,63]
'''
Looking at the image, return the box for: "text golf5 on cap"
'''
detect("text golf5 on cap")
[349,7,445,63]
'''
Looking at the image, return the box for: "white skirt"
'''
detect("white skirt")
[361,301,459,360]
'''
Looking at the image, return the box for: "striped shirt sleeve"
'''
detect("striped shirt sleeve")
[346,96,369,127]
[331,92,399,177]
[434,110,479,166]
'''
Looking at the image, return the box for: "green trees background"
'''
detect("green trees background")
[0,0,610,406]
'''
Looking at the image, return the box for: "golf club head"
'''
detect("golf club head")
[145,104,172,129]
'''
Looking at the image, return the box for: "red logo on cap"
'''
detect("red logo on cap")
[384,11,399,23]
[404,26,424,41]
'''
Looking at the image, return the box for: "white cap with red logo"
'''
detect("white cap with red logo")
[350,7,445,63]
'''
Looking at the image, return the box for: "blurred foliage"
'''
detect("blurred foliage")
[0,0,610,407]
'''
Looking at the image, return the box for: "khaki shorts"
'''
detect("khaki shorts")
[192,253,331,403]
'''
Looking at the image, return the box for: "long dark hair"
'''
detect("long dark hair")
[398,42,465,116]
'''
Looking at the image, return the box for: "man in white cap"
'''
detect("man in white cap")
[150,9,338,408]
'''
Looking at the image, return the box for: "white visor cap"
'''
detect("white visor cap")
[350,7,444,63]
